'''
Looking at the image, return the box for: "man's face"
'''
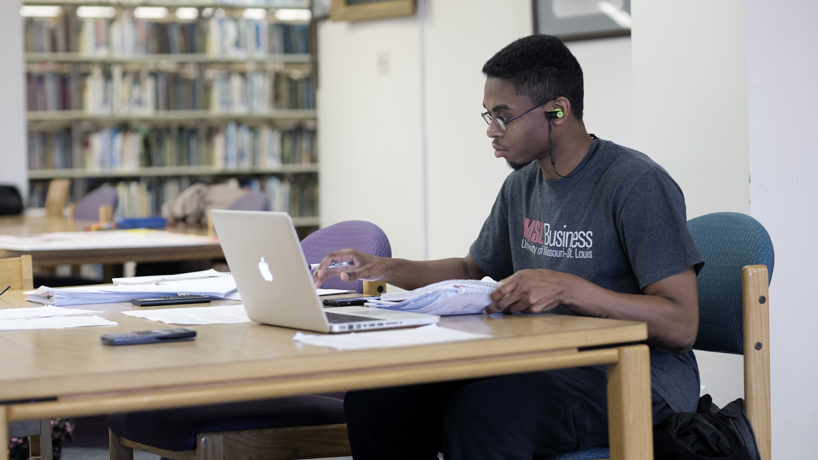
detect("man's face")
[483,78,551,170]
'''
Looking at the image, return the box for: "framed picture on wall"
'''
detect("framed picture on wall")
[330,0,416,22]
[533,0,631,41]
[312,0,332,20]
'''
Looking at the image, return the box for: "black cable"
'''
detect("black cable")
[549,124,598,179]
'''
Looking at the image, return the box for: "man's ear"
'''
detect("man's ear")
[547,97,571,125]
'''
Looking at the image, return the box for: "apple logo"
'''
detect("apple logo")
[258,257,274,282]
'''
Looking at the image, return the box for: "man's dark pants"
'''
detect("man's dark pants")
[345,366,613,460]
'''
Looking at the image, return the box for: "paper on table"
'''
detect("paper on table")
[0,316,117,332]
[122,305,251,325]
[292,324,491,351]
[0,306,98,320]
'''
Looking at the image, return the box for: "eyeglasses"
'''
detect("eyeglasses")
[481,98,555,131]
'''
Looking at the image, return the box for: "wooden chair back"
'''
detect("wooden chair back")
[45,179,70,217]
[0,255,34,290]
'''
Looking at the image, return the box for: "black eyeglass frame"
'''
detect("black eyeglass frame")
[481,97,556,131]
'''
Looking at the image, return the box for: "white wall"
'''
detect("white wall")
[747,1,818,457]
[631,0,750,411]
[567,37,634,149]
[317,17,425,260]
[631,1,750,219]
[0,0,27,202]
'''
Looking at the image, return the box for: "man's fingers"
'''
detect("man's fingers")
[490,278,515,302]
[483,301,505,314]
[339,267,363,282]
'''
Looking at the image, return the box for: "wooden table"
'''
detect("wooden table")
[0,291,654,460]
[0,215,223,267]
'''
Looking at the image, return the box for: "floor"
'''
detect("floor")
[59,415,351,460]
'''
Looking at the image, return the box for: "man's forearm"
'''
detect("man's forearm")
[562,268,699,353]
[381,256,485,291]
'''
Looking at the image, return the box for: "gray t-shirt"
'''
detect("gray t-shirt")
[470,137,705,413]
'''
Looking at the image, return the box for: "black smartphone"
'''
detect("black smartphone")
[100,328,196,346]
[131,294,212,307]
[322,296,379,307]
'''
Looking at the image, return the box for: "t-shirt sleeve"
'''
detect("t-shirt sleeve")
[617,167,705,289]
[469,184,515,281]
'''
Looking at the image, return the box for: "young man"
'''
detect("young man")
[313,34,704,460]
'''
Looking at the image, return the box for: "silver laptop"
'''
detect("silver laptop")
[211,210,439,333]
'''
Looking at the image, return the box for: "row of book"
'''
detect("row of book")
[28,175,318,219]
[27,67,314,112]
[28,125,316,171]
[25,15,310,56]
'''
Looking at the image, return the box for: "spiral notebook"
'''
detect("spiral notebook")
[113,269,230,285]
[366,277,500,315]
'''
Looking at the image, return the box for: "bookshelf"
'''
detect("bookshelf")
[22,0,319,232]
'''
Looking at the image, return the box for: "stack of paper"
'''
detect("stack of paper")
[367,277,499,316]
[26,277,238,306]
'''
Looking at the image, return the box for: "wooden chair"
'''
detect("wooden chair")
[0,255,52,460]
[553,212,774,460]
[44,179,70,217]
[107,220,393,460]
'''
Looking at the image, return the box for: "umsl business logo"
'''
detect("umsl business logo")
[523,217,594,249]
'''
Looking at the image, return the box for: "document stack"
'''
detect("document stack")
[26,270,237,307]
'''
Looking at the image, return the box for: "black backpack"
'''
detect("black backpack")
[653,395,761,460]
[0,185,23,216]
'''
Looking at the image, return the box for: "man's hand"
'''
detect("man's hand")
[312,249,389,288]
[484,269,574,314]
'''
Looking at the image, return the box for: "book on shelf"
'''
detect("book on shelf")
[27,125,315,172]
[27,65,314,114]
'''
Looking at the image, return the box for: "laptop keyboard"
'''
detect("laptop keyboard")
[325,312,376,324]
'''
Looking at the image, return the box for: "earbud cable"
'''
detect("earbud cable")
[549,122,598,179]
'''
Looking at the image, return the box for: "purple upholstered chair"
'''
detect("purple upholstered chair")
[301,220,392,294]
[107,221,392,460]
[226,191,269,211]
[72,185,118,221]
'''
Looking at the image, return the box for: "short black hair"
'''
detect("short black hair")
[482,34,584,119]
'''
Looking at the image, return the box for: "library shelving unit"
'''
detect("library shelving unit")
[22,0,319,232]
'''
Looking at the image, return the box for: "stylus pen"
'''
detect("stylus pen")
[0,286,9,297]
[310,261,354,270]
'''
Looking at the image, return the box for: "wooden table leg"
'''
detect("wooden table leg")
[607,344,653,460]
[0,406,9,460]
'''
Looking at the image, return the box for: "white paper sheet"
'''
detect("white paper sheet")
[0,316,117,331]
[292,324,490,351]
[122,305,251,325]
[0,306,98,320]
